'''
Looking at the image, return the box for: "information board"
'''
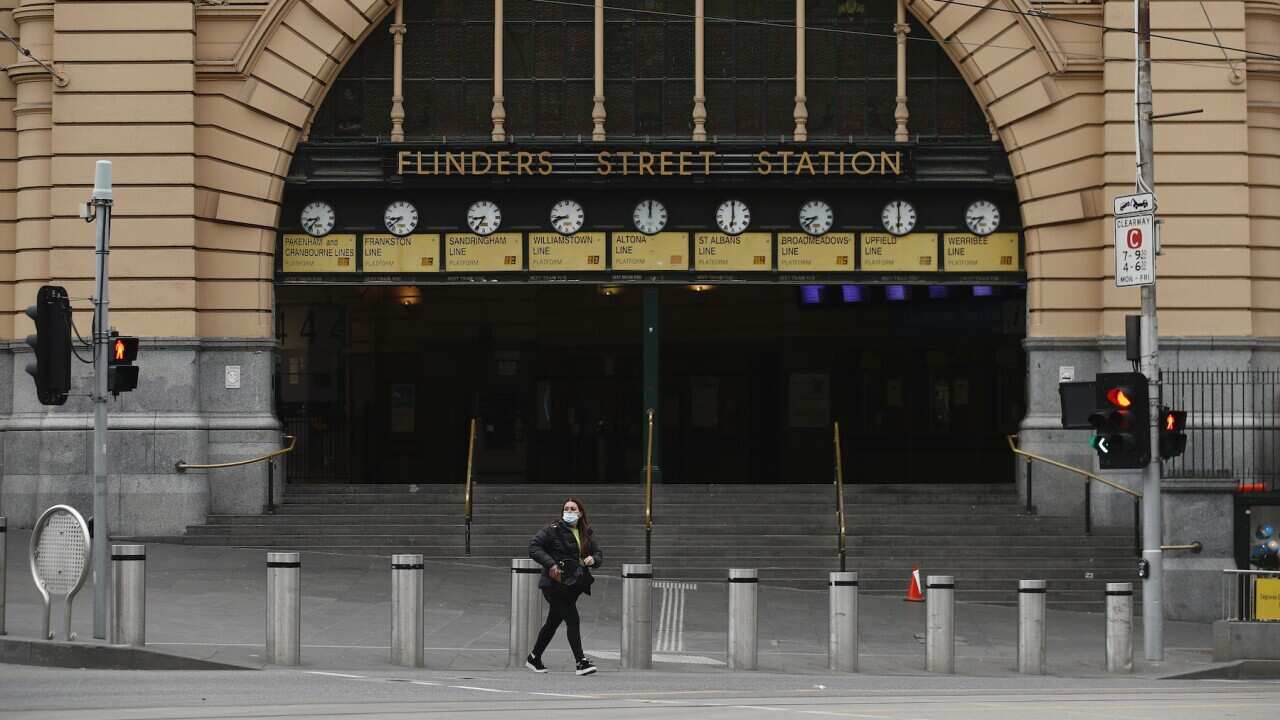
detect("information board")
[529,232,606,271]
[444,233,523,271]
[943,233,1020,272]
[1257,578,1280,621]
[777,233,854,271]
[362,234,440,273]
[611,232,689,271]
[282,234,357,273]
[694,232,772,271]
[859,233,937,272]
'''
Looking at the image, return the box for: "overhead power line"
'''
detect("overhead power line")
[526,0,1274,71]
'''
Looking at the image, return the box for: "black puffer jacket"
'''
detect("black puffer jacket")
[528,520,603,594]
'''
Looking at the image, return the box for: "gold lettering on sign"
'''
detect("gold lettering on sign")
[396,149,905,177]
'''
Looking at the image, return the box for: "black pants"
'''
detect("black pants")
[532,586,585,661]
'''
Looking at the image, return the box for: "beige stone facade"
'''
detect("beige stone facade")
[0,0,1272,342]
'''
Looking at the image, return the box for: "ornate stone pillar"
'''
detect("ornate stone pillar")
[8,0,55,300]
[492,0,506,141]
[390,0,405,142]
[592,0,606,140]
[793,0,807,142]
[692,0,706,141]
[894,0,909,142]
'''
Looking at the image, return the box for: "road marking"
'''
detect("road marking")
[409,681,440,686]
[305,671,365,679]
[587,649,725,666]
[448,685,512,693]
[529,691,594,698]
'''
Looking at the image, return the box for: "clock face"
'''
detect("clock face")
[633,199,668,235]
[466,200,501,236]
[300,201,335,237]
[550,199,585,235]
[715,199,751,236]
[881,200,917,236]
[799,200,834,236]
[964,199,1000,236]
[383,200,418,236]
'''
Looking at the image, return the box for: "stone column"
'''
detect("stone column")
[894,0,909,142]
[8,0,55,309]
[692,0,706,141]
[793,0,807,142]
[492,0,506,141]
[592,0,606,140]
[390,0,405,142]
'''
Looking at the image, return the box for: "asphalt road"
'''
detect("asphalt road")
[2,665,1279,719]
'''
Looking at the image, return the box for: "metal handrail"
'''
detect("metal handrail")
[1006,435,1140,498]
[833,421,847,572]
[175,435,295,471]
[463,417,477,556]
[644,408,655,564]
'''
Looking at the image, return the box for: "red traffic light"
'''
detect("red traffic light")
[1163,410,1185,432]
[1105,387,1132,408]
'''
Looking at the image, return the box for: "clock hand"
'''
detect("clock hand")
[552,214,569,223]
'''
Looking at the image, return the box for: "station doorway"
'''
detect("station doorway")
[276,282,1026,485]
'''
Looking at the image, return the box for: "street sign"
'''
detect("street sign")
[1115,213,1154,287]
[1114,192,1156,216]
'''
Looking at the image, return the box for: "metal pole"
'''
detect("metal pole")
[266,551,301,666]
[621,563,653,669]
[110,544,145,646]
[727,568,758,670]
[1134,0,1163,662]
[266,459,276,514]
[926,575,955,673]
[1025,459,1033,514]
[391,554,424,668]
[828,571,858,672]
[0,516,6,635]
[1106,582,1134,672]
[1084,479,1092,535]
[1017,579,1046,674]
[509,558,542,667]
[91,160,113,641]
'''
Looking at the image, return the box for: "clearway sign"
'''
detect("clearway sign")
[1115,213,1154,287]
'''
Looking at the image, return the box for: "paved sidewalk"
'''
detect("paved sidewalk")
[1,531,1216,678]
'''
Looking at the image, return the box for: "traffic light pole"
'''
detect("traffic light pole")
[1135,0,1163,662]
[90,161,113,640]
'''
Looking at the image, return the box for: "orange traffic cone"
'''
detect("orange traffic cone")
[904,567,925,602]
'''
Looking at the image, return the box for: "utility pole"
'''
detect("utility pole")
[90,161,113,640]
[1134,0,1163,662]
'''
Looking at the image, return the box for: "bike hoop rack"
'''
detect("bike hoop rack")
[29,504,91,641]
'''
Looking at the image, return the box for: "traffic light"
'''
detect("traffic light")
[107,332,139,395]
[1158,407,1187,459]
[24,285,72,406]
[1087,372,1150,469]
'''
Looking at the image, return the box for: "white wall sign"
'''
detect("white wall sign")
[1059,366,1075,382]
[1114,214,1154,287]
[225,365,241,389]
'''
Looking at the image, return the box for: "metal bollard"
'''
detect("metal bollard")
[509,558,542,667]
[110,544,146,646]
[1017,579,1046,674]
[0,516,6,636]
[391,554,424,668]
[621,563,654,669]
[727,568,758,670]
[266,552,301,666]
[1105,582,1133,673]
[926,575,955,674]
[828,571,858,672]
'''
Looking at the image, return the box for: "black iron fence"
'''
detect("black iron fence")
[1159,370,1280,490]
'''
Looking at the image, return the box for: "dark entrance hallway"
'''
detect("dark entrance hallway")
[276,283,1026,484]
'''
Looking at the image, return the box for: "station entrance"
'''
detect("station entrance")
[276,281,1025,485]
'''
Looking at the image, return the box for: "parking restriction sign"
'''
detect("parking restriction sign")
[1115,213,1154,287]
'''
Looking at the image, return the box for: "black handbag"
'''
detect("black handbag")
[555,557,583,586]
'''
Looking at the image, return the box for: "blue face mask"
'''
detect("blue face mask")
[562,512,579,525]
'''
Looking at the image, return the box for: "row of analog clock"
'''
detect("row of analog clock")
[298,198,1002,240]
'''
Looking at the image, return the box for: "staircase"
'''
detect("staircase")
[184,481,1138,611]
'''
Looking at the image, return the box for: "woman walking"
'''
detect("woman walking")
[526,497,602,675]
